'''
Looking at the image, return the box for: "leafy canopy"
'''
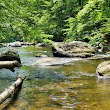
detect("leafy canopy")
[0,0,109,46]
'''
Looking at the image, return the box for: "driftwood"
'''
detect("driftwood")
[0,76,25,104]
[0,61,21,68]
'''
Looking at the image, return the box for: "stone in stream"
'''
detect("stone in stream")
[0,48,21,71]
[32,57,81,66]
[35,52,48,57]
[52,41,95,58]
[6,41,22,47]
[0,69,16,79]
[0,48,21,63]
[4,41,34,47]
[96,61,110,78]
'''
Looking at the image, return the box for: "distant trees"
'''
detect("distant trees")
[0,0,109,46]
[0,0,53,43]
[64,0,110,46]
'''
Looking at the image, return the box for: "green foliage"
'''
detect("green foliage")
[64,0,110,46]
[0,0,84,43]
[0,0,109,46]
[0,0,54,43]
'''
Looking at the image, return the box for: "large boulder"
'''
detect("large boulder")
[0,49,21,63]
[52,41,95,58]
[96,61,110,78]
[0,49,21,71]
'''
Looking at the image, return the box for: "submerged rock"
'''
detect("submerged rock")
[35,52,48,57]
[0,69,16,79]
[52,41,95,58]
[96,61,110,78]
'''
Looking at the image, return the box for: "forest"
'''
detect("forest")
[0,0,110,46]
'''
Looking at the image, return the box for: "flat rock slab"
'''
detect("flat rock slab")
[32,57,82,66]
[32,54,110,66]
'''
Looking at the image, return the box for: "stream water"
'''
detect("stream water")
[0,46,110,110]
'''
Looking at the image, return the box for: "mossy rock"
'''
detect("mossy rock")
[96,61,110,78]
[0,49,21,63]
[52,41,95,58]
[35,53,47,57]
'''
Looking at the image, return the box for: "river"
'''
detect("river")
[0,46,110,110]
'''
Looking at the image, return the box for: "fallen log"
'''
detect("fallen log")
[0,76,25,104]
[0,61,21,68]
[0,61,21,72]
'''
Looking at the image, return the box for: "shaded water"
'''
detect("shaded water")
[0,46,110,110]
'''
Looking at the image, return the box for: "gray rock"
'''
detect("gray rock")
[52,41,95,58]
[35,53,48,57]
[4,41,34,47]
[96,61,110,78]
[0,48,21,63]
[32,57,81,66]
[7,41,21,47]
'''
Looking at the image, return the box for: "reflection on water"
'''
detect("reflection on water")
[0,46,110,110]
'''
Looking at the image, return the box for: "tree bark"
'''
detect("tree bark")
[0,77,24,104]
[0,61,21,72]
[0,61,21,68]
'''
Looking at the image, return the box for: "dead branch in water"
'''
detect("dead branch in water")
[0,76,25,104]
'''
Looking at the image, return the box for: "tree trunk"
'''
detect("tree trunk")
[0,77,24,104]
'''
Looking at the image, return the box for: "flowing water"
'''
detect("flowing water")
[0,46,110,110]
